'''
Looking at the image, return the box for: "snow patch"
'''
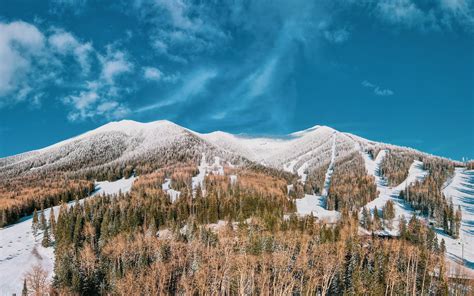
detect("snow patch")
[162,178,181,203]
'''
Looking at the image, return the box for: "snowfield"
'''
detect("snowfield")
[0,176,136,296]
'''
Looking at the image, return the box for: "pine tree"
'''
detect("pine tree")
[373,206,381,230]
[361,207,372,230]
[49,207,56,238]
[42,226,51,248]
[32,209,39,236]
[440,238,446,255]
[399,215,407,239]
[22,278,28,296]
[39,205,47,231]
[382,200,395,221]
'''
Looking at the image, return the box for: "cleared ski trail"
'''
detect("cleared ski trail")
[439,168,474,272]
[362,150,428,235]
[296,133,339,222]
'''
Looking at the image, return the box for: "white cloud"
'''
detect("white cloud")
[63,80,131,121]
[362,80,395,96]
[143,66,163,81]
[0,21,45,103]
[370,0,474,31]
[48,31,93,73]
[0,20,133,121]
[100,50,133,84]
[63,47,134,121]
[377,0,425,27]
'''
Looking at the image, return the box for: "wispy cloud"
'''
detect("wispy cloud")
[135,68,217,113]
[142,66,178,83]
[318,21,350,44]
[362,80,394,96]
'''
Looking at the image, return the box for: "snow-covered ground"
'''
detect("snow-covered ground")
[0,176,136,296]
[93,176,137,197]
[162,178,181,202]
[439,168,474,272]
[362,150,428,235]
[191,154,226,197]
[295,195,340,222]
[295,133,339,222]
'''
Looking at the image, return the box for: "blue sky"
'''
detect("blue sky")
[0,0,473,160]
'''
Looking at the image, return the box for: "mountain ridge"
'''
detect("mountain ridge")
[0,119,460,179]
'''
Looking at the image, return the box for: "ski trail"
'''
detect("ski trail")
[361,149,428,235]
[439,168,474,271]
[321,133,337,197]
[295,133,339,222]
[0,176,136,295]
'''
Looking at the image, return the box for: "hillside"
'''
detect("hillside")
[1,120,472,295]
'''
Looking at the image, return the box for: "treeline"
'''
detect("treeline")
[380,150,418,186]
[305,161,331,195]
[327,153,378,211]
[401,157,461,238]
[0,175,93,227]
[466,161,474,170]
[46,191,462,295]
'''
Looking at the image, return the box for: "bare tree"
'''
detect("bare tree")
[24,264,49,296]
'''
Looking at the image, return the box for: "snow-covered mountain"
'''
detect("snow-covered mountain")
[0,119,422,179]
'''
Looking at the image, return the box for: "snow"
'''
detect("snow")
[162,178,181,202]
[295,194,340,222]
[92,176,137,197]
[191,154,227,197]
[200,125,341,170]
[362,149,428,235]
[439,168,474,272]
[0,176,136,295]
[192,153,208,196]
[229,175,238,185]
[321,133,336,197]
[295,133,339,222]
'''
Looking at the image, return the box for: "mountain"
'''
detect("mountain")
[0,119,432,179]
[1,120,473,295]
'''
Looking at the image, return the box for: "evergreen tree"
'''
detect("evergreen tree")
[22,278,28,296]
[39,205,47,231]
[382,200,395,221]
[42,226,51,248]
[32,209,39,236]
[49,207,56,238]
[399,215,407,239]
[440,238,446,255]
[361,207,371,230]
[373,206,381,230]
